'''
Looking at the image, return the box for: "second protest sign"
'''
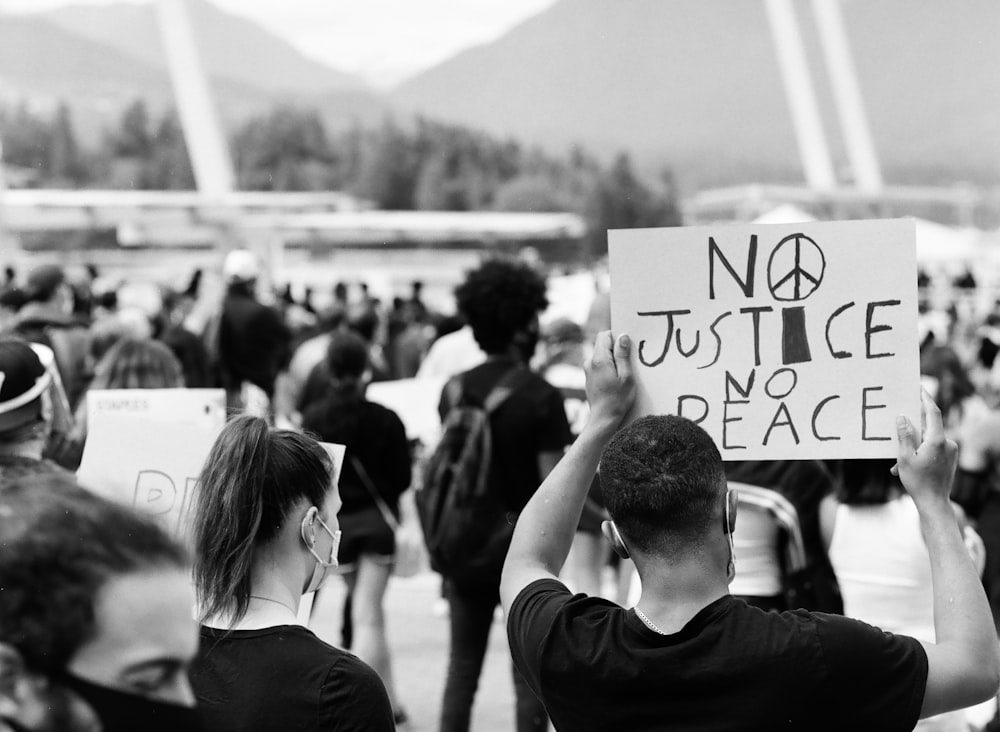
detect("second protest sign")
[609,219,920,460]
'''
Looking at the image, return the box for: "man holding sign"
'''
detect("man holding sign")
[501,331,999,730]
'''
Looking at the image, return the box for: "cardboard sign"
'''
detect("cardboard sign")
[78,414,224,541]
[366,377,446,446]
[86,388,227,425]
[609,219,920,460]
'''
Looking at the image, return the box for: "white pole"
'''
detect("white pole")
[811,0,883,192]
[156,0,235,196]
[763,0,837,190]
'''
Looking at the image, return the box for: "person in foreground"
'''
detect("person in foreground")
[189,416,394,732]
[501,331,1000,731]
[0,475,201,732]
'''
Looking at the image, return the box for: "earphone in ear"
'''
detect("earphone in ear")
[601,520,631,560]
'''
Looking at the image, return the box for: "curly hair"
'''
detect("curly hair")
[0,475,187,675]
[454,258,548,355]
[599,415,726,555]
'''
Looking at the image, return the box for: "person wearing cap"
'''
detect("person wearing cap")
[5,264,91,410]
[0,339,75,486]
[215,249,291,412]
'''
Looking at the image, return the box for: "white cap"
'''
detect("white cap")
[222,249,260,283]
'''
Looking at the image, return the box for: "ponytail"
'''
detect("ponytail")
[192,416,333,624]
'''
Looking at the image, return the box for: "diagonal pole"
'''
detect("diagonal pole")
[811,0,884,193]
[156,0,235,197]
[763,0,838,190]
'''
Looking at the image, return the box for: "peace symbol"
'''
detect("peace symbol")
[766,233,826,302]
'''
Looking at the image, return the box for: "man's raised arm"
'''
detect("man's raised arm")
[897,390,1000,717]
[500,331,635,613]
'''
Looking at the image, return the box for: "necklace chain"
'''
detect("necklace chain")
[249,595,298,617]
[634,606,669,635]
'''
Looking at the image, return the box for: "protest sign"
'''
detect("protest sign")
[86,388,226,425]
[609,219,920,460]
[367,377,446,446]
[78,413,223,541]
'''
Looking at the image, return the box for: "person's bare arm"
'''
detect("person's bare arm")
[500,332,635,613]
[897,391,1000,717]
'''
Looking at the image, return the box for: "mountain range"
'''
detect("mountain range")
[1,0,998,189]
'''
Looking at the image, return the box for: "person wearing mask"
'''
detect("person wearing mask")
[503,332,1000,731]
[189,416,394,732]
[0,474,201,732]
[434,258,572,732]
[0,339,75,485]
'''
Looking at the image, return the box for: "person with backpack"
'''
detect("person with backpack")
[419,258,572,732]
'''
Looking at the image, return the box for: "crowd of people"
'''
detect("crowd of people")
[0,249,999,731]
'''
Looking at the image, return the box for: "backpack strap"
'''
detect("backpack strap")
[483,365,531,414]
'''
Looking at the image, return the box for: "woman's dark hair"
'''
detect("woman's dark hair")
[326,331,369,381]
[192,416,333,623]
[454,258,548,355]
[89,337,185,390]
[834,458,899,505]
[0,475,187,675]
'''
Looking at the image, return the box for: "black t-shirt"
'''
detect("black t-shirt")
[302,396,411,516]
[192,625,394,732]
[439,357,573,512]
[508,579,928,732]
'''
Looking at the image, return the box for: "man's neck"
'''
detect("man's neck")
[634,548,731,635]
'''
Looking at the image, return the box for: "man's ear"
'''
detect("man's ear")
[601,520,631,560]
[725,490,738,534]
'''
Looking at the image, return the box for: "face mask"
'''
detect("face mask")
[302,513,341,594]
[54,672,202,732]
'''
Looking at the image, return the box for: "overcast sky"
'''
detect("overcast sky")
[0,0,558,88]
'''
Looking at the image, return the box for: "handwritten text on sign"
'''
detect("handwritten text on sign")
[609,219,920,460]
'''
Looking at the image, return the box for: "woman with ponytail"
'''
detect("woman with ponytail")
[188,415,394,731]
[301,330,413,723]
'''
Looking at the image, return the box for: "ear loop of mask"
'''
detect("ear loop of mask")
[725,488,736,582]
[604,520,631,560]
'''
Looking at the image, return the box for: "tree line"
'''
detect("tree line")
[1,100,681,256]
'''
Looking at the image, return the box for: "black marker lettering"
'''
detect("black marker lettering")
[722,400,748,450]
[825,301,855,359]
[699,311,732,370]
[677,395,709,425]
[709,235,757,299]
[763,402,800,446]
[636,309,690,367]
[811,395,841,441]
[861,386,891,441]
[865,300,901,359]
[739,306,773,367]
[725,369,756,400]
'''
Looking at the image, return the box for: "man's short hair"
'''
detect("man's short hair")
[454,258,547,354]
[0,476,188,675]
[599,415,726,554]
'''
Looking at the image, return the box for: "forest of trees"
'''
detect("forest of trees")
[0,100,682,257]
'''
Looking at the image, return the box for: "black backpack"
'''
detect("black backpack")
[417,367,530,582]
